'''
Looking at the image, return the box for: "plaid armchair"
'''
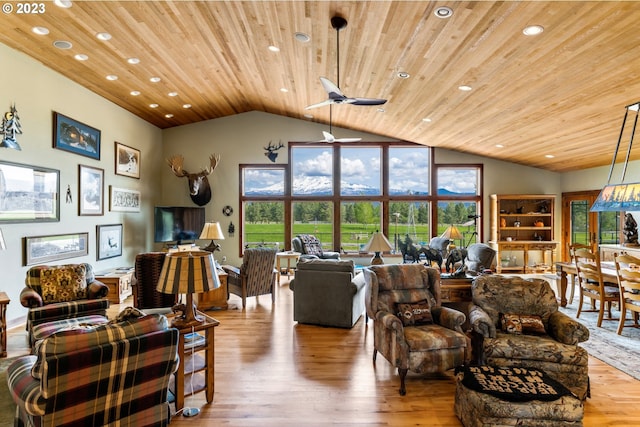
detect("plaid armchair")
[7,312,179,427]
[223,247,277,308]
[364,264,470,395]
[20,263,110,344]
[469,275,590,399]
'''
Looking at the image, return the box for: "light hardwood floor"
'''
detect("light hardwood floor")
[6,277,640,426]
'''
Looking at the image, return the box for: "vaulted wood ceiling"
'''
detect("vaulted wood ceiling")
[1,1,639,172]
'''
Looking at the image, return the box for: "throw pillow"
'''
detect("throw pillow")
[39,265,87,303]
[501,313,546,335]
[397,300,433,326]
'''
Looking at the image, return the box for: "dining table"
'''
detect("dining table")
[554,261,618,307]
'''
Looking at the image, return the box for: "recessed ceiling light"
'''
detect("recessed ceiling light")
[422,118,432,123]
[127,57,140,64]
[523,25,544,36]
[458,85,472,91]
[149,103,159,108]
[545,154,555,158]
[53,40,72,50]
[183,104,192,109]
[54,0,72,8]
[130,90,141,96]
[149,76,161,83]
[397,71,410,79]
[32,27,49,35]
[74,54,88,61]
[495,144,504,148]
[165,114,174,118]
[106,74,118,81]
[294,32,311,43]
[434,6,453,19]
[268,45,280,52]
[96,32,112,41]
[168,92,178,97]
[280,88,288,93]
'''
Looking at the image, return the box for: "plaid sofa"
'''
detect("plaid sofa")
[20,263,110,345]
[7,313,179,427]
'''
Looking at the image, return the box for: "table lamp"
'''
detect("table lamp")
[156,251,220,329]
[441,225,463,251]
[200,221,225,252]
[364,230,393,265]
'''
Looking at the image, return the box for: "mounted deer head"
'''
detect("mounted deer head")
[264,140,284,162]
[167,153,220,206]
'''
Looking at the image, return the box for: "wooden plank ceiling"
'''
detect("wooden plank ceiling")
[1,1,640,172]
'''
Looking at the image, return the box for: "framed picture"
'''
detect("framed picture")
[79,164,104,216]
[109,186,141,212]
[97,224,123,260]
[53,111,101,160]
[0,160,60,223]
[23,232,89,266]
[115,142,140,179]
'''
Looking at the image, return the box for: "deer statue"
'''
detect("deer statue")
[167,153,220,206]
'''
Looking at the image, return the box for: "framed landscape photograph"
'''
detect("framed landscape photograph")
[53,111,101,160]
[109,186,141,212]
[115,142,140,179]
[0,161,60,223]
[97,224,123,260]
[24,232,89,266]
[79,165,104,216]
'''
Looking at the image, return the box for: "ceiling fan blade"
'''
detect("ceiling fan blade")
[320,77,346,100]
[350,97,388,106]
[320,131,336,143]
[334,137,362,143]
[305,99,335,110]
[318,131,361,143]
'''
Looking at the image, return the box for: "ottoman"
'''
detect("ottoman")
[454,366,584,427]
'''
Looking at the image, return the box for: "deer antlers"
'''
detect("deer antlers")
[167,154,220,177]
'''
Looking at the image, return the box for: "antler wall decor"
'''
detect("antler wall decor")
[167,153,220,206]
[264,140,284,162]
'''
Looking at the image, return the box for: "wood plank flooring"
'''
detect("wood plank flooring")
[6,277,640,426]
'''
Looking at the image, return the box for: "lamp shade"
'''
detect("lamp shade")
[200,221,225,240]
[363,231,393,253]
[156,250,220,295]
[440,225,463,240]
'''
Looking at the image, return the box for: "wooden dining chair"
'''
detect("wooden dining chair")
[566,242,595,305]
[614,252,640,335]
[570,245,620,327]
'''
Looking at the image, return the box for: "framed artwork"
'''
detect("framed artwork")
[115,142,140,179]
[53,111,101,160]
[23,232,89,266]
[78,164,104,216]
[0,160,60,223]
[97,223,123,260]
[109,186,141,212]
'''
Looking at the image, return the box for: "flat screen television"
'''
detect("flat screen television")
[154,206,206,244]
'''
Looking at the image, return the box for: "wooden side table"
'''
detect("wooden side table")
[171,311,219,411]
[94,268,134,304]
[0,291,10,357]
[276,251,300,282]
[196,270,228,310]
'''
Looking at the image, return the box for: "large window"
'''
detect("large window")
[240,145,482,256]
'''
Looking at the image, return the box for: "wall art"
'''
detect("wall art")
[0,160,59,223]
[23,232,89,266]
[1,103,22,150]
[115,142,140,179]
[109,186,141,212]
[97,223,123,260]
[53,111,101,160]
[79,164,104,216]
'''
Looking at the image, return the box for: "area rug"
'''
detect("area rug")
[559,299,640,380]
[0,356,19,427]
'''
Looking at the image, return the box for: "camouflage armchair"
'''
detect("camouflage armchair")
[364,264,470,395]
[469,275,590,399]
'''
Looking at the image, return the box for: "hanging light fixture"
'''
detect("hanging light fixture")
[591,102,640,212]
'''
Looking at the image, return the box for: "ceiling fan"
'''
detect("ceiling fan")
[316,105,362,143]
[306,16,387,110]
